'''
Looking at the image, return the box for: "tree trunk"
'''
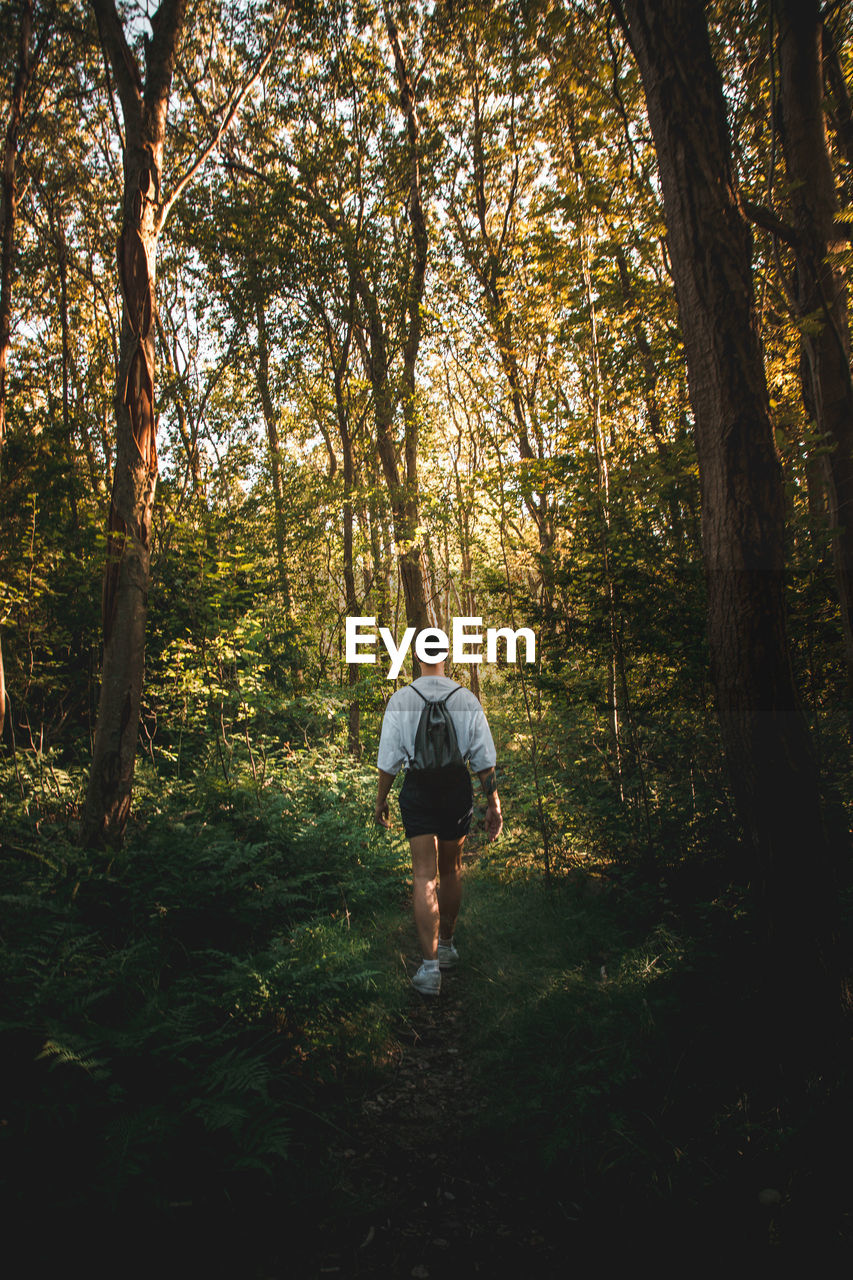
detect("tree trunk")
[777,0,853,701]
[373,375,430,638]
[0,0,34,740]
[84,0,187,846]
[385,7,431,642]
[617,0,846,1013]
[584,229,653,844]
[823,19,853,205]
[339,12,430,649]
[315,290,362,753]
[0,0,32,453]
[254,289,292,611]
[336,365,361,754]
[447,377,480,698]
[54,205,80,535]
[308,13,429,655]
[387,6,432,638]
[360,444,391,623]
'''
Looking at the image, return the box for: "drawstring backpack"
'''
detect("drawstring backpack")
[408,684,465,776]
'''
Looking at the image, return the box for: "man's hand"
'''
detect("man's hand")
[485,798,503,842]
[375,799,390,828]
[477,767,503,842]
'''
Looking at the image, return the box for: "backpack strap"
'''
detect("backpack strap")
[410,683,461,705]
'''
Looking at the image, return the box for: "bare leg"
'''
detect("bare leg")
[409,834,439,959]
[437,837,465,941]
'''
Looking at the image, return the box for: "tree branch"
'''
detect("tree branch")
[145,0,190,124]
[383,3,427,383]
[741,196,800,247]
[157,6,292,232]
[89,0,142,126]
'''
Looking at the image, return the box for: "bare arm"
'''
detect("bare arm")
[375,768,395,827]
[477,766,503,841]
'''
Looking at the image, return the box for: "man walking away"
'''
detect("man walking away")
[375,653,503,995]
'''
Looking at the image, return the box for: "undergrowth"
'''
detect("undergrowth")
[2,728,851,1267]
[454,862,853,1255]
[0,745,410,1243]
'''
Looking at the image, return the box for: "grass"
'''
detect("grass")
[457,864,679,1171]
[444,857,853,1257]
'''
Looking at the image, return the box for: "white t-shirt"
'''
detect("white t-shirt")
[377,676,497,777]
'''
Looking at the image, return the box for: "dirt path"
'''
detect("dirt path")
[295,953,565,1279]
[250,845,582,1279]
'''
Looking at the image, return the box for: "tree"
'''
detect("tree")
[775,0,853,702]
[615,0,847,1013]
[280,2,434,643]
[82,0,189,846]
[0,0,37,738]
[83,0,286,845]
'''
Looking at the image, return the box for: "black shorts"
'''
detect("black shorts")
[398,766,474,841]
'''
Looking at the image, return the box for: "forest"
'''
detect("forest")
[1,0,852,1271]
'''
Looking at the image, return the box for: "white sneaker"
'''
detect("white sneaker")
[437,939,459,970]
[411,962,441,995]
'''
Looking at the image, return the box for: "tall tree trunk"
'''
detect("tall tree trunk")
[0,0,32,452]
[84,0,187,846]
[0,0,34,740]
[254,289,292,612]
[308,13,429,654]
[583,224,623,803]
[342,442,361,753]
[823,19,853,205]
[446,370,480,698]
[54,205,80,535]
[335,10,430,649]
[359,444,391,623]
[617,0,846,1013]
[335,354,361,754]
[370,365,430,638]
[583,228,653,844]
[386,5,431,642]
[777,0,853,701]
[314,289,362,753]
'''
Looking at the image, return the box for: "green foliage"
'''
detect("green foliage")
[0,744,408,1219]
[455,862,850,1233]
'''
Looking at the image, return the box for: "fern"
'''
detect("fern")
[198,1044,272,1098]
[37,1037,110,1081]
[0,742,404,1223]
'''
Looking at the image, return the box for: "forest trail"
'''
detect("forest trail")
[275,854,569,1280]
[306,967,562,1279]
